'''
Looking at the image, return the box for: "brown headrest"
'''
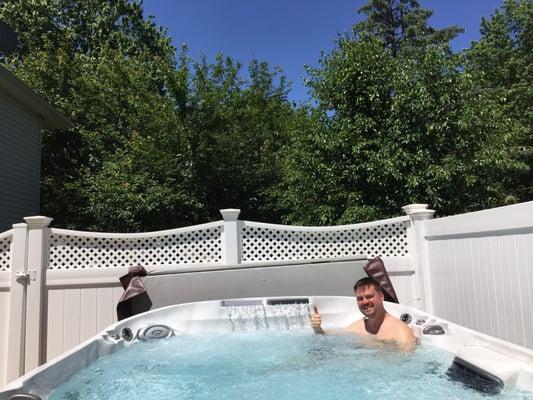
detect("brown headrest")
[117,265,152,320]
[363,257,399,303]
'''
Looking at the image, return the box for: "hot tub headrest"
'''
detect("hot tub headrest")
[117,265,152,321]
[363,257,399,304]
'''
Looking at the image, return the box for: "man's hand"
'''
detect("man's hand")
[310,304,325,334]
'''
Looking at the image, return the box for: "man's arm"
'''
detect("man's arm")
[394,322,417,352]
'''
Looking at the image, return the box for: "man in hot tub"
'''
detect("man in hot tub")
[310,277,416,351]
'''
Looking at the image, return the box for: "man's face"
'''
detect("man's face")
[355,284,384,317]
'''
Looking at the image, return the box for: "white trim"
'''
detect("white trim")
[242,215,410,232]
[46,267,129,287]
[50,220,223,239]
[425,201,533,240]
[0,229,13,240]
[24,216,53,228]
[7,223,29,382]
[0,271,10,288]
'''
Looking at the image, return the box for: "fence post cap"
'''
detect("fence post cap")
[402,204,428,214]
[402,204,435,220]
[220,209,241,221]
[23,216,53,228]
[12,222,27,229]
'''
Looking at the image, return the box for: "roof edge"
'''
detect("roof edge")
[0,65,74,130]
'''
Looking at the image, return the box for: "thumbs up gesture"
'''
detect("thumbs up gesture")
[310,304,325,334]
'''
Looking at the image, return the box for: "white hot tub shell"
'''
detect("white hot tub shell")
[1,296,533,399]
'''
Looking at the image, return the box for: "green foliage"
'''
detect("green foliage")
[0,0,198,231]
[466,0,532,203]
[0,0,295,230]
[0,0,174,60]
[0,0,530,230]
[355,0,463,54]
[274,0,523,225]
[184,54,293,222]
[270,106,347,225]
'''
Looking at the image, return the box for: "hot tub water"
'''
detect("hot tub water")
[47,302,530,400]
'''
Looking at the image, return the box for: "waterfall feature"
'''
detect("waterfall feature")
[224,301,311,332]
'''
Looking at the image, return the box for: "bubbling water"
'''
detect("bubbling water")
[48,330,531,400]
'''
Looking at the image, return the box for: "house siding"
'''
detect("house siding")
[0,90,42,231]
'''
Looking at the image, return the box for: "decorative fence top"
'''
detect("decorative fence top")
[46,215,410,270]
[48,222,223,269]
[241,216,410,262]
[0,230,12,271]
[0,210,415,271]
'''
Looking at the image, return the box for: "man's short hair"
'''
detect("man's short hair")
[354,277,382,292]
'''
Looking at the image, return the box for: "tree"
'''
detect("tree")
[0,0,199,231]
[184,54,294,222]
[0,0,297,229]
[466,0,532,203]
[355,0,463,55]
[274,0,520,224]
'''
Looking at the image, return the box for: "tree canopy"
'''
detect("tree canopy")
[184,54,293,223]
[1,0,197,231]
[0,0,530,230]
[466,0,532,203]
[0,0,294,230]
[273,0,527,224]
[355,0,463,54]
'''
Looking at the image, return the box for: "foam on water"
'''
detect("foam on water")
[48,331,530,400]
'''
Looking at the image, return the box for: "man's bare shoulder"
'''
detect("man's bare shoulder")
[382,314,416,350]
[386,315,415,335]
[346,319,366,335]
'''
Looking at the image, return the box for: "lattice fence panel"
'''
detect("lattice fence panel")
[241,221,409,262]
[0,234,12,271]
[48,227,222,269]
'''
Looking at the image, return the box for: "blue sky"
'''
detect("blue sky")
[143,0,504,102]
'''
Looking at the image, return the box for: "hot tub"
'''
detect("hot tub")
[1,296,532,399]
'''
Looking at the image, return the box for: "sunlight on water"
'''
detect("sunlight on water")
[49,330,530,400]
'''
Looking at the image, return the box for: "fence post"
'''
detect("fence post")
[220,209,241,265]
[23,216,53,372]
[6,223,28,382]
[402,204,435,313]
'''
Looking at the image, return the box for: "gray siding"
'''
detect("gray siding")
[0,90,42,232]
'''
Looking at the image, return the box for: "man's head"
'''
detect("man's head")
[353,277,385,318]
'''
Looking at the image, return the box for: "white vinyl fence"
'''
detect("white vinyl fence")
[0,205,425,386]
[420,201,533,349]
[1,201,532,386]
